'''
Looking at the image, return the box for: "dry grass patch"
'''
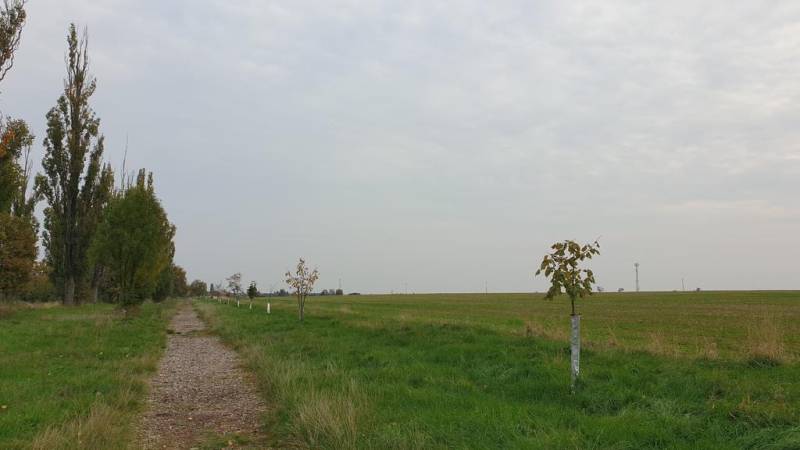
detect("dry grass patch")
[646,331,678,357]
[745,318,787,366]
[523,320,539,338]
[291,388,361,449]
[605,326,621,349]
[697,338,719,360]
[0,301,46,318]
[521,320,568,342]
[30,401,129,450]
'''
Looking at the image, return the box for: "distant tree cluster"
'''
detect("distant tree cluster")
[188,279,208,297]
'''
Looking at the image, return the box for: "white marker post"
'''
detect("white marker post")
[267,302,271,314]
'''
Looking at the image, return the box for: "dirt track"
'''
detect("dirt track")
[138,305,266,449]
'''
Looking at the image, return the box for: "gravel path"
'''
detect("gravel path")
[138,305,266,449]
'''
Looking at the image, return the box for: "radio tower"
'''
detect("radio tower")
[634,263,640,292]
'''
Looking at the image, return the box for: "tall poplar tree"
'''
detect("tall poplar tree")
[35,24,112,305]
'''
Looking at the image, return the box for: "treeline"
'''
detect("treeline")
[0,2,186,305]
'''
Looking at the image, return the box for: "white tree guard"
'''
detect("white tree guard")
[570,314,581,392]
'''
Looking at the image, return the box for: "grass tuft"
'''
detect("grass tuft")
[292,388,361,449]
[697,338,719,360]
[30,401,126,450]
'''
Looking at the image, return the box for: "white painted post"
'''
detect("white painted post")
[570,314,581,393]
[267,302,271,314]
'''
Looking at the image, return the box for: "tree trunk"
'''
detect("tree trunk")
[298,295,304,321]
[90,266,103,304]
[570,314,581,393]
[64,276,76,306]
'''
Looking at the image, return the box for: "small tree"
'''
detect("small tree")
[227,272,242,307]
[88,170,174,306]
[285,258,318,321]
[247,281,257,309]
[535,239,600,392]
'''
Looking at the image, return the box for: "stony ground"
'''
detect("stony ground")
[138,305,266,449]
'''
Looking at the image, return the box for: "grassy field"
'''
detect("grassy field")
[0,301,175,449]
[198,291,800,449]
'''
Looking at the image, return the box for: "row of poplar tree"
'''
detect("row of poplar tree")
[0,2,184,306]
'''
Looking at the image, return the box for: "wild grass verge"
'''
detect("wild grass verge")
[0,300,175,449]
[197,304,364,449]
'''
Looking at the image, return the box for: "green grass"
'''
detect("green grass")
[0,301,175,449]
[198,292,800,449]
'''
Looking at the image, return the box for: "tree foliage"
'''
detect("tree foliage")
[89,170,175,305]
[153,264,187,301]
[0,121,36,299]
[0,212,34,298]
[188,279,207,297]
[285,258,319,321]
[171,264,187,297]
[18,260,56,302]
[535,240,600,316]
[35,24,113,305]
[0,118,34,215]
[247,281,258,300]
[227,272,242,296]
[0,0,26,84]
[152,264,173,302]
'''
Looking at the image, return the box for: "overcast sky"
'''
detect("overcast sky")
[3,1,799,293]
